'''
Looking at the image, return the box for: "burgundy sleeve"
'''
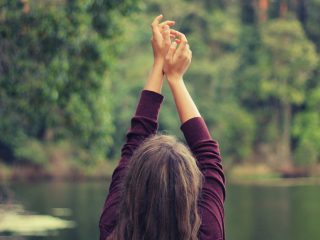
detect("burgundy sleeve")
[181,117,226,240]
[99,90,164,240]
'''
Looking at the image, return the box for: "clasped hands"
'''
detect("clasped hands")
[150,14,192,85]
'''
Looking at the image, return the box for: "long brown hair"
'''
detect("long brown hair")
[108,134,202,240]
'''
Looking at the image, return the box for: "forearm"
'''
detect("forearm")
[121,90,164,158]
[144,60,164,94]
[168,79,201,124]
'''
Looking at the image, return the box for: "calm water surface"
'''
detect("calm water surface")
[1,181,320,240]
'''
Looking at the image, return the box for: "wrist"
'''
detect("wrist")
[167,77,185,90]
[153,59,165,74]
[153,58,164,67]
[167,74,184,85]
[151,60,164,77]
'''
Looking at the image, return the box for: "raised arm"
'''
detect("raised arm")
[120,15,174,159]
[163,31,200,124]
[164,31,226,240]
[99,15,175,240]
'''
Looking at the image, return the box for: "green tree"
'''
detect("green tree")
[293,80,320,166]
[259,18,318,168]
[0,0,138,165]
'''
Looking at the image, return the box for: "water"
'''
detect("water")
[1,181,320,240]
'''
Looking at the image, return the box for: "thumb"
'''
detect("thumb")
[166,41,177,62]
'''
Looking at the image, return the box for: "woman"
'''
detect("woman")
[99,15,226,240]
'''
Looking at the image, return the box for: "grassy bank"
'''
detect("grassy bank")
[227,164,320,186]
[0,141,119,181]
[0,161,117,182]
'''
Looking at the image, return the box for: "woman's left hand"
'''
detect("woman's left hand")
[150,15,175,63]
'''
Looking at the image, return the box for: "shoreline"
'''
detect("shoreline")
[1,163,320,186]
[0,162,115,182]
[228,176,320,186]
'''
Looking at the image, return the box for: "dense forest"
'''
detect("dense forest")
[0,0,319,179]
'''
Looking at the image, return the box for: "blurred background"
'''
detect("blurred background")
[0,0,319,239]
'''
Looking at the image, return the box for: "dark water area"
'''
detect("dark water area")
[1,181,320,240]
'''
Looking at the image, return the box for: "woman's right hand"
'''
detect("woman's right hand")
[150,15,175,64]
[163,30,192,84]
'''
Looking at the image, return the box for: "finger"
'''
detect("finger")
[173,34,188,57]
[178,33,188,47]
[176,40,188,57]
[166,41,177,62]
[159,20,175,28]
[151,15,163,39]
[170,30,188,45]
[169,29,180,36]
[169,29,185,37]
[170,36,181,44]
[189,50,192,62]
[169,34,178,41]
[151,14,163,27]
[170,31,188,54]
[162,25,171,48]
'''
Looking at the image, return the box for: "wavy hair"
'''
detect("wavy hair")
[108,134,202,240]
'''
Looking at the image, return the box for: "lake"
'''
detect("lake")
[1,181,320,240]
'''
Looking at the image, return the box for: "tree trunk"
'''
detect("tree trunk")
[279,0,288,17]
[258,0,269,22]
[296,0,308,24]
[278,100,293,170]
[240,0,257,25]
[21,0,30,13]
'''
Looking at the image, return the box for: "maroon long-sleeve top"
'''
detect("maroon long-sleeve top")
[99,90,226,240]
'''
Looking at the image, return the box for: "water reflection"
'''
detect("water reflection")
[1,182,108,240]
[0,181,320,240]
[0,204,74,236]
[225,184,320,240]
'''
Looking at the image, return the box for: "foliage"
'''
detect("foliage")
[260,18,318,105]
[0,0,138,164]
[293,86,320,165]
[1,0,320,172]
[303,0,320,51]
